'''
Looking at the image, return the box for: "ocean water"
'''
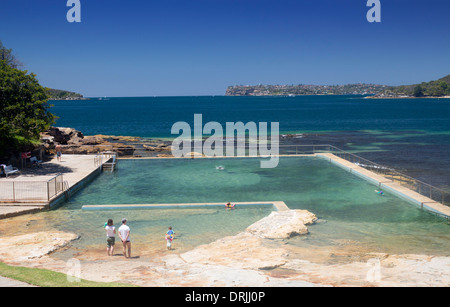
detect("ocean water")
[50,95,450,189]
[51,96,450,138]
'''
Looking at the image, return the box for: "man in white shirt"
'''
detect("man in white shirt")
[118,218,131,258]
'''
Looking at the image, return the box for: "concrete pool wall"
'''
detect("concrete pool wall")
[316,153,450,219]
[82,201,290,211]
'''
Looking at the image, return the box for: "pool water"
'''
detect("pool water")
[63,156,450,256]
[7,156,448,259]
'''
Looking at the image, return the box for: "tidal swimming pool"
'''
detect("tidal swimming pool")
[12,156,450,258]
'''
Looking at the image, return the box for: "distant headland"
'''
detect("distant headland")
[226,75,450,98]
[46,88,88,100]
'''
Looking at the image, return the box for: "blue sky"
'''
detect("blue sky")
[1,0,450,97]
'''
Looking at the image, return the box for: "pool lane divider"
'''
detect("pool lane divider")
[82,201,290,211]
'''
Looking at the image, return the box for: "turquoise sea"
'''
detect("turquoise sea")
[51,95,450,189]
[51,96,450,138]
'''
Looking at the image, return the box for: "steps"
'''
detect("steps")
[101,155,117,172]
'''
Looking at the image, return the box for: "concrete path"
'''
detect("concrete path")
[0,276,37,287]
[0,205,45,220]
[0,154,105,219]
[1,154,101,187]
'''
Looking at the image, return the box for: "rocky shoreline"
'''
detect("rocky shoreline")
[40,127,172,158]
[0,209,448,287]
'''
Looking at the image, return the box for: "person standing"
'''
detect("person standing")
[55,144,62,162]
[105,219,116,256]
[118,218,131,258]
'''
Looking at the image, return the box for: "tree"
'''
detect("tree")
[0,60,55,155]
[0,40,23,69]
[413,85,424,97]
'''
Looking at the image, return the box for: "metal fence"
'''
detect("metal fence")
[0,174,64,202]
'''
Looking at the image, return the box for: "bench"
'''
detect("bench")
[1,165,20,177]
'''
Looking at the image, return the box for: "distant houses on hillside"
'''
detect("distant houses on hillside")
[226,75,450,98]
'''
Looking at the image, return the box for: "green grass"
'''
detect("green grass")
[0,262,137,287]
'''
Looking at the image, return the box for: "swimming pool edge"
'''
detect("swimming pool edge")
[316,153,450,220]
[81,201,290,211]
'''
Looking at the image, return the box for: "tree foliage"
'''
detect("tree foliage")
[413,85,424,97]
[0,41,23,69]
[385,75,450,97]
[0,60,55,155]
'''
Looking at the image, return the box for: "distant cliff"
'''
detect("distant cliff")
[226,75,450,98]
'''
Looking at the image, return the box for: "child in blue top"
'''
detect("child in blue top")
[165,226,175,250]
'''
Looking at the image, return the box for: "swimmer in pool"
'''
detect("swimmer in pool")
[225,202,235,209]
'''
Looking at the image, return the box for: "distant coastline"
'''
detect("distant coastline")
[226,74,450,99]
[46,88,87,100]
[48,97,89,101]
[365,95,450,99]
[364,96,450,99]
[225,84,387,97]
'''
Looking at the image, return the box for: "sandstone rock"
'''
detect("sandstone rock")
[0,232,79,262]
[157,153,174,157]
[44,127,84,145]
[115,145,135,156]
[59,143,135,156]
[143,144,170,152]
[180,233,288,270]
[40,128,136,156]
[80,136,105,146]
[246,209,317,239]
[94,135,141,142]
[186,152,204,157]
[179,210,317,271]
